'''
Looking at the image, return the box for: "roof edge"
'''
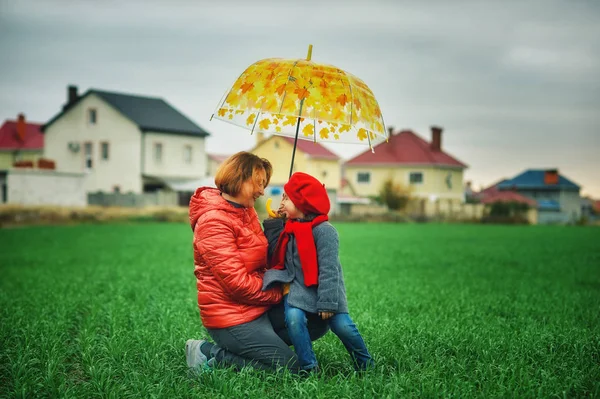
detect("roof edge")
[140,126,210,137]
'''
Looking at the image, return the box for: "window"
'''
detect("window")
[409,172,423,184]
[183,145,192,164]
[357,172,370,183]
[100,142,109,160]
[154,143,163,163]
[445,172,452,189]
[84,142,93,169]
[88,108,97,124]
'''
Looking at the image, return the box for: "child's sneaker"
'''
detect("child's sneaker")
[185,339,212,376]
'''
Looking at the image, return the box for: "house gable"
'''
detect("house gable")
[43,93,143,192]
[43,87,210,138]
[250,135,340,189]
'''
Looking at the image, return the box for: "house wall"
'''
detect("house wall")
[0,150,44,169]
[251,136,309,186]
[142,131,206,179]
[43,93,143,193]
[519,188,581,224]
[6,168,86,206]
[207,158,222,177]
[559,190,582,222]
[252,136,340,189]
[303,158,341,191]
[345,165,464,202]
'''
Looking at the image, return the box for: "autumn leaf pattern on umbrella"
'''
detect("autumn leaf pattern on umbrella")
[211,45,387,176]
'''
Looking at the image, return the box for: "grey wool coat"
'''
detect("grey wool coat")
[262,218,349,314]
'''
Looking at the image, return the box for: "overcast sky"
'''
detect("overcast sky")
[1,0,599,196]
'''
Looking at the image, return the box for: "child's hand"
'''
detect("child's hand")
[319,311,334,320]
[276,203,288,221]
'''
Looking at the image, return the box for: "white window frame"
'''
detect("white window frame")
[154,143,163,163]
[88,108,97,125]
[183,145,192,164]
[84,142,93,169]
[100,142,110,161]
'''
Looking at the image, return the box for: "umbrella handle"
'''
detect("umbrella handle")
[266,198,278,218]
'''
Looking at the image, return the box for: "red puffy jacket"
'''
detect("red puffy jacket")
[189,187,282,329]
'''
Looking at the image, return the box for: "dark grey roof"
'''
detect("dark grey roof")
[43,89,210,137]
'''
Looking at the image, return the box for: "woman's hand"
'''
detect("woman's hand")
[319,311,334,320]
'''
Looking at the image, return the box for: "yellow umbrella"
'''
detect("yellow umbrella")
[211,45,387,178]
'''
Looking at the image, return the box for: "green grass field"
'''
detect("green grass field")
[1,223,599,398]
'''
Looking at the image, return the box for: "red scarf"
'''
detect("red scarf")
[270,215,329,287]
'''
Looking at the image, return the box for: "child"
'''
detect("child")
[262,172,374,373]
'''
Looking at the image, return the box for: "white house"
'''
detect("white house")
[42,85,210,194]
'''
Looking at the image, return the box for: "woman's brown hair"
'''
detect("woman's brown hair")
[214,151,273,196]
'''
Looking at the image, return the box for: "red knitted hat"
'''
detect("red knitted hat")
[284,172,330,215]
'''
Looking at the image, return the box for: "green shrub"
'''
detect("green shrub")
[379,179,410,211]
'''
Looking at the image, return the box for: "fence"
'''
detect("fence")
[88,190,178,207]
[4,168,86,206]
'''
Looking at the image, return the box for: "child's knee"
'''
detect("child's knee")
[329,314,357,335]
[285,307,307,328]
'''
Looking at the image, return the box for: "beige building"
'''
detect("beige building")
[344,126,468,216]
[249,133,341,213]
[250,133,341,189]
[43,86,210,194]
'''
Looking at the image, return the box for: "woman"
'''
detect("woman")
[186,151,328,373]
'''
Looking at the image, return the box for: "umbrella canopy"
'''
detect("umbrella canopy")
[211,45,387,176]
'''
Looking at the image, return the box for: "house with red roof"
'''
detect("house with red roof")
[249,132,341,213]
[495,169,581,224]
[0,114,44,169]
[344,126,468,214]
[475,180,537,207]
[250,132,340,190]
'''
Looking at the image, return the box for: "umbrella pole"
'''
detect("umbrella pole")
[289,98,305,178]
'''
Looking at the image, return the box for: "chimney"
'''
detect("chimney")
[16,113,26,142]
[66,85,78,108]
[387,126,394,137]
[465,181,473,195]
[544,169,559,185]
[430,126,442,151]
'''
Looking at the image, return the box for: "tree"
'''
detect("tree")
[379,179,410,211]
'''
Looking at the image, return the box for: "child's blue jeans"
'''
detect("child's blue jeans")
[283,295,374,371]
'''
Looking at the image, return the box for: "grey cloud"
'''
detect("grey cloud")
[1,0,599,195]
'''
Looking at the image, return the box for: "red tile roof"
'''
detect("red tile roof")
[283,137,339,160]
[480,190,536,206]
[476,183,536,206]
[207,153,231,163]
[0,119,44,150]
[344,130,466,168]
